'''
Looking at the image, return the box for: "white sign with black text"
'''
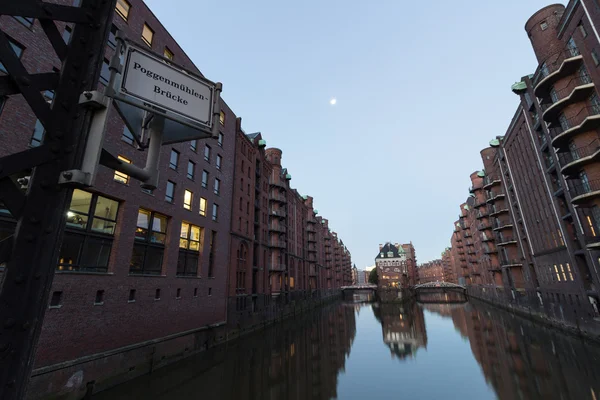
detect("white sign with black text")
[119,46,215,128]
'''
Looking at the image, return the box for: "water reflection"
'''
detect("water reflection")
[372,302,427,360]
[423,300,600,400]
[93,303,357,400]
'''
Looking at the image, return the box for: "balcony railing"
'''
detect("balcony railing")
[478,222,491,231]
[271,210,287,219]
[269,180,286,189]
[269,223,286,233]
[269,192,287,203]
[307,217,317,224]
[270,263,286,271]
[549,106,600,141]
[569,178,600,199]
[476,209,489,219]
[500,258,522,267]
[269,240,287,249]
[532,48,582,88]
[540,73,592,113]
[306,225,316,232]
[557,138,600,172]
[483,176,500,188]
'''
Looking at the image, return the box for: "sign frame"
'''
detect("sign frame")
[106,38,219,135]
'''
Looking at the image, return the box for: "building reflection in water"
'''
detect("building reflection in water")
[93,303,357,400]
[424,301,600,400]
[372,302,427,360]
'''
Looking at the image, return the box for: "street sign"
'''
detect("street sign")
[108,40,221,142]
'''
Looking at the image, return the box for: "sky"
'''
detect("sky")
[145,0,558,269]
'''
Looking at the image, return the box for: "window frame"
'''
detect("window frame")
[199,197,207,217]
[165,180,176,203]
[216,154,222,170]
[187,160,196,180]
[141,23,154,47]
[169,149,179,170]
[214,178,221,195]
[0,38,25,74]
[177,222,203,277]
[201,170,209,188]
[164,47,174,60]
[130,208,168,276]
[212,203,219,221]
[115,0,131,21]
[113,155,131,184]
[183,189,193,210]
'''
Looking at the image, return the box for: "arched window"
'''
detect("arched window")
[236,242,248,294]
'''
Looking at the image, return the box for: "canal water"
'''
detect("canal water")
[94,299,600,400]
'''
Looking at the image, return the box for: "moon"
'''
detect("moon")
[329,98,337,105]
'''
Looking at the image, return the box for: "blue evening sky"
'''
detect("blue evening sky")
[145,0,556,269]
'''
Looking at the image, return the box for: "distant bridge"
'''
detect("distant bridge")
[413,281,466,291]
[341,284,377,291]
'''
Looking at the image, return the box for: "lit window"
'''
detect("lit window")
[190,139,197,152]
[566,263,574,281]
[216,154,222,170]
[59,190,119,273]
[0,39,25,74]
[30,119,45,147]
[164,47,174,60]
[214,178,220,195]
[219,110,225,125]
[178,222,203,276]
[113,155,131,184]
[115,0,131,21]
[165,180,175,203]
[218,132,224,147]
[169,149,179,170]
[202,170,209,188]
[554,265,561,281]
[212,203,218,221]
[130,208,167,275]
[187,161,195,180]
[199,197,207,216]
[141,23,154,47]
[184,190,193,210]
[204,145,211,162]
[122,125,134,145]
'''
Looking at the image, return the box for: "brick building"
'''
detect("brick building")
[445,0,600,334]
[375,242,417,289]
[0,0,352,397]
[418,259,444,284]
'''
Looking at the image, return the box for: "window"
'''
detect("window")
[176,288,181,298]
[115,0,131,21]
[567,37,579,57]
[212,204,218,221]
[216,155,222,170]
[580,65,591,84]
[95,290,105,305]
[550,87,558,103]
[569,141,580,161]
[30,119,45,147]
[214,178,220,195]
[155,288,161,300]
[187,161,195,180]
[190,139,197,152]
[108,24,118,49]
[201,170,209,188]
[100,58,110,85]
[128,289,136,302]
[558,113,570,131]
[540,21,548,31]
[130,208,167,275]
[164,181,176,204]
[580,170,591,193]
[184,190,193,210]
[0,97,5,117]
[141,23,154,47]
[236,243,248,294]
[178,222,204,276]
[169,149,179,170]
[218,132,224,147]
[194,288,198,297]
[113,155,131,184]
[122,125,134,145]
[592,49,600,66]
[50,291,63,307]
[199,197,207,216]
[63,25,73,44]
[219,110,225,125]
[58,190,118,273]
[0,39,25,74]
[204,145,211,162]
[14,16,34,28]
[591,92,600,114]
[164,47,174,60]
[208,230,216,277]
[580,21,588,38]
[566,263,574,281]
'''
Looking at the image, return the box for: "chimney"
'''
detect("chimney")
[379,244,383,251]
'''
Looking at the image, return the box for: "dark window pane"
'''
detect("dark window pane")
[14,16,34,28]
[80,237,111,272]
[0,40,24,74]
[100,58,110,85]
[108,25,118,49]
[30,119,45,147]
[58,232,84,271]
[144,246,164,274]
[122,125,134,145]
[130,243,146,273]
[62,26,73,44]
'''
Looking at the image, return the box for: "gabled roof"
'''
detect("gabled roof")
[375,242,404,259]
